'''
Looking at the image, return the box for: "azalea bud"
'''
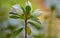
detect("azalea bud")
[11,4,23,14]
[32,9,42,17]
[12,4,20,10]
[25,1,32,14]
[26,6,31,13]
[26,1,32,7]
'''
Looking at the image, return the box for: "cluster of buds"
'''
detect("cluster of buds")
[11,1,42,17]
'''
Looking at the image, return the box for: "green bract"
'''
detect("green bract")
[25,6,31,14]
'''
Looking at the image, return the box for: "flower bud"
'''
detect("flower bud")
[32,9,42,17]
[11,4,23,14]
[26,1,32,7]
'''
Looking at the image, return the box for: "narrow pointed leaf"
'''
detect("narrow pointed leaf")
[29,15,38,20]
[10,28,23,37]
[29,15,41,24]
[28,21,41,30]
[19,14,24,19]
[21,7,25,13]
[10,14,24,19]
[10,15,20,19]
[10,12,18,15]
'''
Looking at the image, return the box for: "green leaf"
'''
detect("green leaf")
[19,14,24,19]
[21,7,25,13]
[28,21,41,30]
[25,6,31,14]
[29,15,38,20]
[29,15,41,24]
[26,26,31,35]
[10,28,23,38]
[10,14,24,19]
[9,11,24,19]
[8,25,17,30]
[10,15,20,19]
[10,12,18,15]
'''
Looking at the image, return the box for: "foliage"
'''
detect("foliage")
[9,1,41,38]
[0,0,42,38]
[10,28,23,38]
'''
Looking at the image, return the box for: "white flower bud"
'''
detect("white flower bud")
[11,4,23,14]
[26,1,32,7]
[32,9,42,17]
[12,4,20,10]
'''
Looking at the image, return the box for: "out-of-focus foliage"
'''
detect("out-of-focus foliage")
[0,0,25,10]
[0,6,9,21]
[10,28,23,38]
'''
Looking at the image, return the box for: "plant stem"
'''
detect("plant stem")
[25,14,27,38]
